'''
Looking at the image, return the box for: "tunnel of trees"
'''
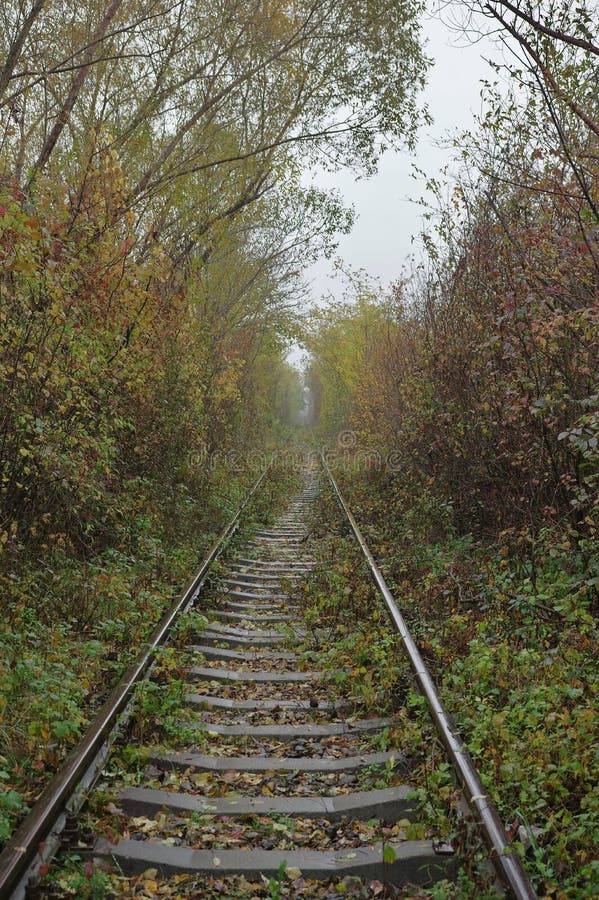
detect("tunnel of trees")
[0,1,597,894]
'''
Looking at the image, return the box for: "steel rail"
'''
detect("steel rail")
[0,466,270,899]
[321,454,537,900]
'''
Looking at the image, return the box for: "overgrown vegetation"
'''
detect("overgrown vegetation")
[0,461,295,846]
[305,3,598,894]
[298,489,502,895]
[0,0,427,848]
[312,471,597,894]
[1,1,597,894]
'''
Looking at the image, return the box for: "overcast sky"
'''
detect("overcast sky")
[302,5,500,304]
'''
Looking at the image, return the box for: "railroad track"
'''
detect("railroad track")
[0,456,536,898]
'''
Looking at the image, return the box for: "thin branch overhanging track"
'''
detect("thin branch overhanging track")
[0,454,537,898]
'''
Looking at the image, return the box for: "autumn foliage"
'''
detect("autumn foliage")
[307,119,598,552]
[0,0,431,848]
[305,16,598,890]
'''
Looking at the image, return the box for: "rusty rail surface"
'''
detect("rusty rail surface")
[0,467,269,899]
[321,453,537,900]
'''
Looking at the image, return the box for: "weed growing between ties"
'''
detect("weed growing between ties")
[309,467,597,897]
[40,860,477,900]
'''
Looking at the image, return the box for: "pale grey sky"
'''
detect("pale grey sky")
[303,6,499,302]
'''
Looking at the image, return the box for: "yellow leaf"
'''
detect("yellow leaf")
[285,866,302,880]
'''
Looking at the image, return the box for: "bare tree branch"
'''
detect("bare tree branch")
[0,0,47,103]
[489,1,599,55]
[484,3,599,138]
[27,0,125,183]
